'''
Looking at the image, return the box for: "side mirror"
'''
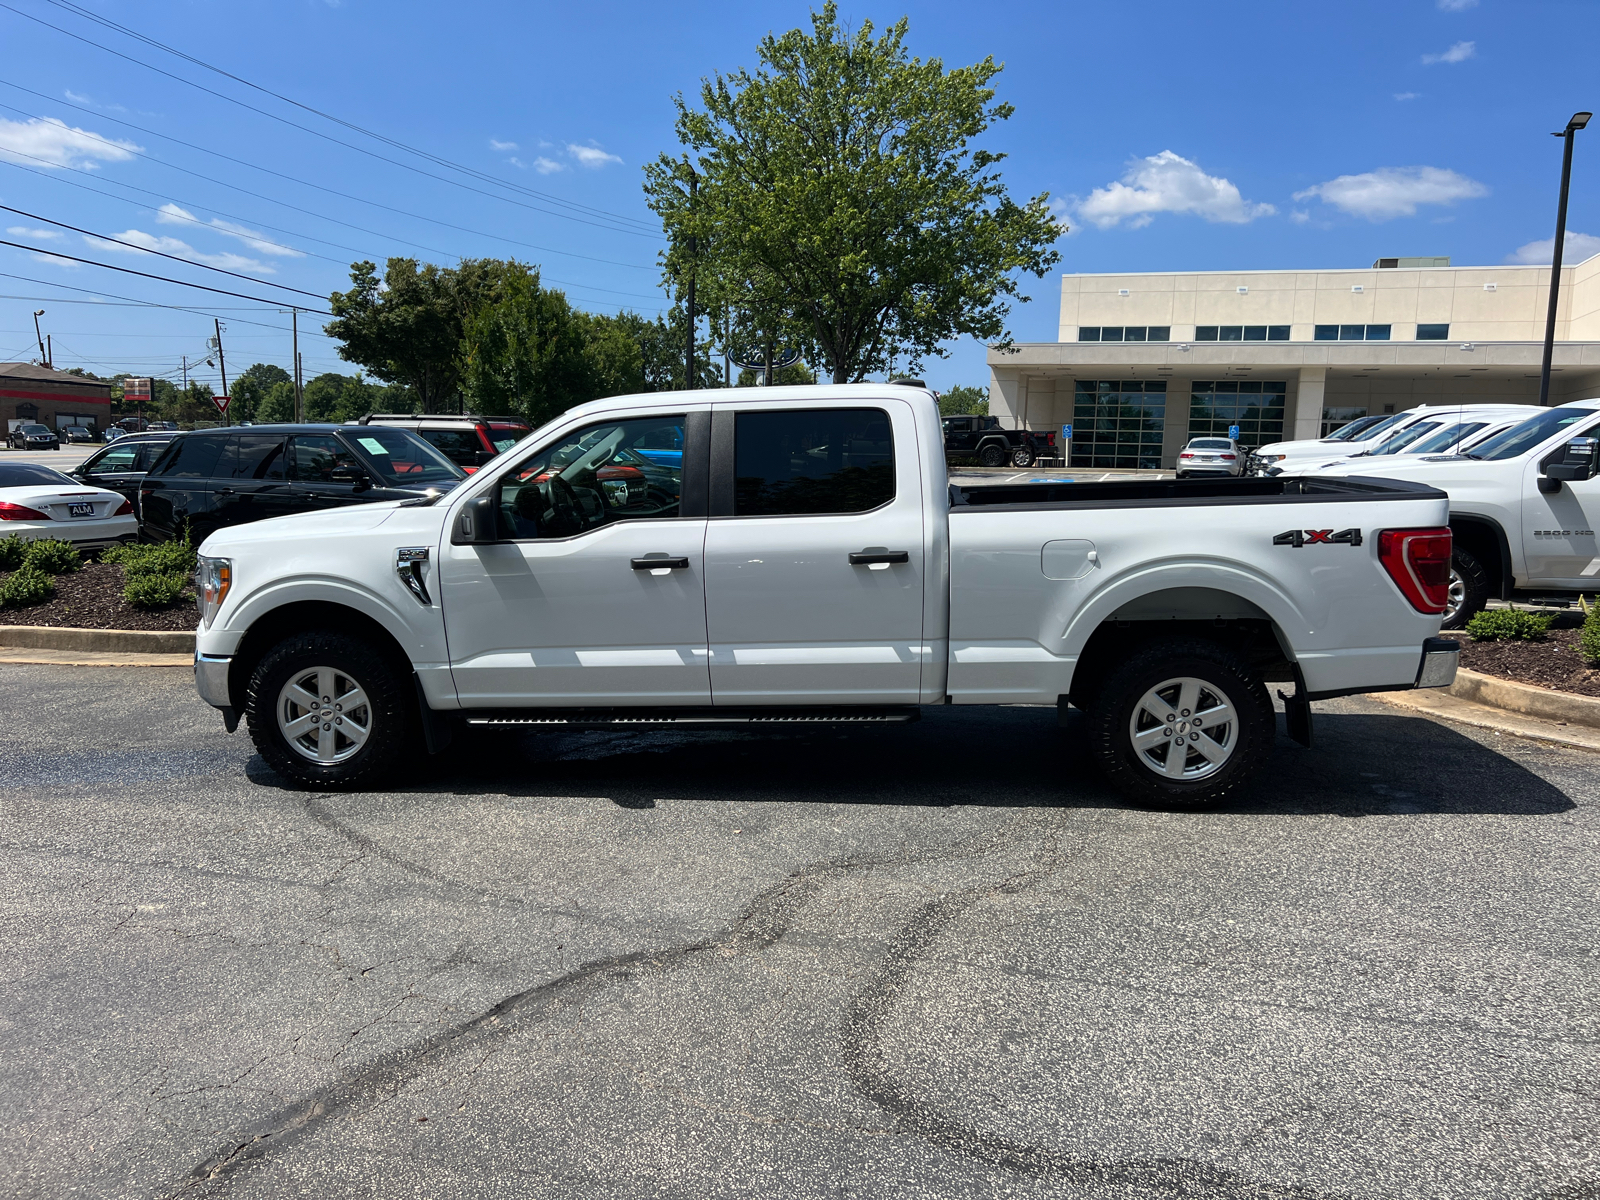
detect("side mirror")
[331,465,370,488]
[451,494,498,545]
[1544,436,1600,485]
[474,449,495,467]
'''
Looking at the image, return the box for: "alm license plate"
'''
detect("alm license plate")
[67,502,95,518]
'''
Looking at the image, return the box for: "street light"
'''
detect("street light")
[31,308,45,365]
[1539,111,1591,407]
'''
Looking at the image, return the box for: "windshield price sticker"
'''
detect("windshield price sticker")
[356,437,391,455]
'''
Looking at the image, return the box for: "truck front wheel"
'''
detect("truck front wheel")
[1088,639,1273,809]
[245,630,410,790]
[1440,546,1488,630]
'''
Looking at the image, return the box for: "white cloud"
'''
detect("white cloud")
[1437,0,1477,10]
[154,203,303,258]
[1290,210,1311,225]
[1422,40,1475,65]
[1293,166,1487,220]
[6,225,63,241]
[489,138,517,151]
[533,156,566,174]
[0,115,140,169]
[1505,231,1600,265]
[568,142,622,169]
[1072,150,1275,229]
[1395,92,1420,101]
[64,89,92,104]
[84,230,274,274]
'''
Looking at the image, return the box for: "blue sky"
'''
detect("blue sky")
[0,0,1595,396]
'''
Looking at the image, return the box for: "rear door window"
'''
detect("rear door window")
[153,436,226,479]
[733,408,895,516]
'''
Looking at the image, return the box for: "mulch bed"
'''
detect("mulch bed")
[1457,625,1600,699]
[0,561,199,631]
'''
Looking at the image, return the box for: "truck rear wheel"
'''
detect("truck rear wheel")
[1088,639,1273,809]
[245,630,410,790]
[978,444,1007,468]
[1010,446,1034,468]
[1441,546,1488,630]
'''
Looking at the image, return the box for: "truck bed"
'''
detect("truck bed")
[950,474,1447,510]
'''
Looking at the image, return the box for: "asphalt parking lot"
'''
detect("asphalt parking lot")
[3,664,1597,1200]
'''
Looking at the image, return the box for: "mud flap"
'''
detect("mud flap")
[413,674,455,756]
[1277,689,1313,748]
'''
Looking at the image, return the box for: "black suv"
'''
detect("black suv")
[67,432,179,506]
[138,424,465,542]
[7,423,60,450]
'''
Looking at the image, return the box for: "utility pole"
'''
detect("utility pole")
[684,169,697,390]
[292,309,304,422]
[212,318,230,425]
[45,334,52,369]
[1540,111,1592,407]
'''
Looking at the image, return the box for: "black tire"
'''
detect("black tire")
[1088,638,1274,809]
[245,630,412,790]
[1011,446,1034,468]
[1441,545,1489,631]
[978,444,1007,468]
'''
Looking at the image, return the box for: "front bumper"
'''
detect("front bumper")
[1416,636,1459,689]
[195,650,232,709]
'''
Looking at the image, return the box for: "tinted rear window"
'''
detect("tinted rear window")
[151,435,226,480]
[218,433,288,480]
[0,463,75,488]
[734,408,895,516]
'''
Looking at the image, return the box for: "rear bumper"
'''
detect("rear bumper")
[1415,636,1459,689]
[3,516,136,546]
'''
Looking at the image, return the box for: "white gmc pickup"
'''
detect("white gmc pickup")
[192,384,1460,807]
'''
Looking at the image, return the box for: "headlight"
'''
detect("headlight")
[197,556,232,625]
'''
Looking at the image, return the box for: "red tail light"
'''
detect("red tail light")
[1379,528,1453,613]
[0,501,48,521]
[1220,453,1237,460]
[114,498,134,516]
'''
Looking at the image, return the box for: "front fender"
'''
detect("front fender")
[197,574,439,665]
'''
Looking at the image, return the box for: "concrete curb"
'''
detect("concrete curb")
[0,624,195,655]
[1450,667,1600,730]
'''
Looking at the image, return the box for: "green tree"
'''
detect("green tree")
[459,272,595,424]
[644,4,1060,385]
[230,363,291,424]
[939,384,988,416]
[257,379,297,424]
[326,257,530,413]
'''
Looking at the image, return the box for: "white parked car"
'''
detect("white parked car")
[0,462,137,550]
[1253,406,1448,474]
[1286,405,1547,474]
[189,383,1460,808]
[1309,401,1600,627]
[1175,437,1245,478]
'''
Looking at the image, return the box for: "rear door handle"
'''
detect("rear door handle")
[631,556,690,570]
[849,551,909,566]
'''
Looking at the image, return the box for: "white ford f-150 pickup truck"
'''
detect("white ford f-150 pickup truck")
[192,384,1460,807]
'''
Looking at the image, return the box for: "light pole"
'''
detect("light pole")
[1539,111,1591,407]
[31,309,45,365]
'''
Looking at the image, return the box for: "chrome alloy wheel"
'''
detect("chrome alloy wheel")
[277,666,373,764]
[1442,569,1467,627]
[1128,676,1238,781]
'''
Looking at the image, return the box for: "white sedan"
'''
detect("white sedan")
[1176,437,1245,478]
[0,462,137,550]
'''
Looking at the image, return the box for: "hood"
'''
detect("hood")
[197,500,411,555]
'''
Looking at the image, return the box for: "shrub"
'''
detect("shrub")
[1465,608,1553,642]
[1581,597,1600,666]
[0,534,26,570]
[0,564,56,607]
[124,570,189,609]
[21,538,81,576]
[104,539,196,579]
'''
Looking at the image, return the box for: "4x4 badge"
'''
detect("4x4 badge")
[1273,528,1363,548]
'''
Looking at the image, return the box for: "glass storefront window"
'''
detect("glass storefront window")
[1071,381,1167,470]
[1188,381,1287,448]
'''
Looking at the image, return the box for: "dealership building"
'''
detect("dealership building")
[1,363,113,434]
[986,252,1600,469]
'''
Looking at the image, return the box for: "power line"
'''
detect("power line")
[0,1,661,240]
[41,0,663,236]
[1,203,330,300]
[0,242,334,311]
[0,88,661,271]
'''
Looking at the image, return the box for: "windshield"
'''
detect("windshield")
[1409,421,1490,455]
[0,463,76,488]
[19,424,51,435]
[1189,438,1233,450]
[1364,420,1443,455]
[1470,408,1600,460]
[341,427,466,487]
[1321,415,1385,442]
[1343,411,1416,445]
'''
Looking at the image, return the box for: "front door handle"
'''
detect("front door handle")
[631,556,690,570]
[214,487,235,495]
[849,551,909,566]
